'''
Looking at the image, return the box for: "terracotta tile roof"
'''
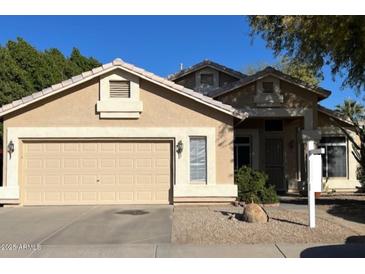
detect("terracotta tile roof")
[168,59,247,81]
[211,66,331,99]
[0,58,248,120]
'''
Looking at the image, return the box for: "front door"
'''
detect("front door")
[265,138,285,191]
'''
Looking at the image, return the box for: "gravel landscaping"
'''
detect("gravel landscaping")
[172,205,364,245]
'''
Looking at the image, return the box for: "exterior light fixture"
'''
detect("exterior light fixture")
[176,140,183,154]
[7,140,14,159]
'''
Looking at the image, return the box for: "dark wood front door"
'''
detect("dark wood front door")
[265,138,285,191]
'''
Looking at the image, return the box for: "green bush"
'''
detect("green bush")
[235,166,279,204]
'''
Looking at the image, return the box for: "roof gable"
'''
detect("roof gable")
[168,59,247,81]
[0,58,247,120]
[211,66,331,100]
[318,104,354,126]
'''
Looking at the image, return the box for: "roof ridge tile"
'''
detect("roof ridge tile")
[0,58,247,120]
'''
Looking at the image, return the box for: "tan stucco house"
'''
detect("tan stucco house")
[0,58,360,206]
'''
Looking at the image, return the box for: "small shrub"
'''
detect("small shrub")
[260,184,279,204]
[235,166,279,204]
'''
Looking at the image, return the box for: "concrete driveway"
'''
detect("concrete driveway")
[0,205,172,257]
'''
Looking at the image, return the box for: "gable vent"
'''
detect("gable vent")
[109,80,130,98]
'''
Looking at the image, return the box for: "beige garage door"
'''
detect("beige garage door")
[21,140,172,205]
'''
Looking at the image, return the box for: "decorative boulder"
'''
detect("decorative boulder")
[242,203,269,223]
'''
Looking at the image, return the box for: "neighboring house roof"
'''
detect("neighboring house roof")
[211,66,331,100]
[0,58,248,120]
[168,59,247,81]
[317,104,354,126]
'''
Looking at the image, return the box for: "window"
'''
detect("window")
[263,81,274,93]
[265,120,283,131]
[319,136,347,178]
[109,80,130,98]
[234,137,251,170]
[200,73,214,87]
[190,137,207,182]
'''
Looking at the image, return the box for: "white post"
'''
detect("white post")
[307,140,316,228]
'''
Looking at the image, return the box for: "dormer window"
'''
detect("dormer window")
[200,73,214,88]
[262,81,274,93]
[109,80,130,98]
[195,69,219,93]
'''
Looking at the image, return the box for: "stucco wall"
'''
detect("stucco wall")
[318,111,361,190]
[3,77,235,186]
[218,80,318,109]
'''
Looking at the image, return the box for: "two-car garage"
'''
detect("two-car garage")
[0,62,240,206]
[21,140,172,205]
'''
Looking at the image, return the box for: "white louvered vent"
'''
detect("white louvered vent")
[109,80,130,98]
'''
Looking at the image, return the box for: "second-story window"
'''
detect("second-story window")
[262,81,274,93]
[200,73,214,88]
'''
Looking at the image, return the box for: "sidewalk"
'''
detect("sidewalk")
[2,243,365,258]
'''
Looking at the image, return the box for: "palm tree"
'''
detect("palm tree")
[335,99,365,122]
[334,99,365,188]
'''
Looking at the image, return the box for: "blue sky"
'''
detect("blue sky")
[0,16,359,109]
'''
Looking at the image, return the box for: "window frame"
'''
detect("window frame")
[200,73,214,87]
[262,81,274,93]
[318,136,348,178]
[234,136,252,170]
[189,136,207,184]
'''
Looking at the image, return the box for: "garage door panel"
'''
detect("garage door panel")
[44,192,62,202]
[64,191,79,202]
[81,143,98,152]
[63,175,79,185]
[98,192,116,202]
[25,192,42,204]
[63,159,80,169]
[63,143,79,152]
[25,159,43,169]
[118,192,134,201]
[100,159,117,168]
[44,143,62,152]
[81,159,98,169]
[80,191,98,201]
[22,140,172,205]
[119,175,134,184]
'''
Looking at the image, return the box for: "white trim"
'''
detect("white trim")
[174,184,237,197]
[0,186,19,199]
[97,70,143,118]
[188,136,208,184]
[1,127,227,200]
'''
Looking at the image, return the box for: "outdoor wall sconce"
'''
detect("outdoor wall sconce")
[176,140,183,154]
[8,140,14,159]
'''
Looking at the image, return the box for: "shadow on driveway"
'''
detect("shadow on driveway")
[300,236,365,258]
